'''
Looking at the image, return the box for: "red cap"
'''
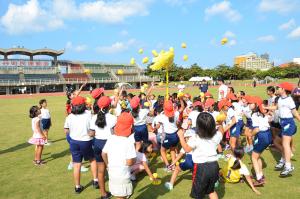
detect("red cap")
[91,88,104,99]
[97,96,112,109]
[204,92,212,97]
[193,101,202,108]
[277,82,294,92]
[259,104,265,113]
[130,96,140,109]
[244,95,252,103]
[184,93,191,99]
[218,99,231,110]
[247,96,263,106]
[226,93,238,101]
[164,100,175,117]
[71,96,86,106]
[205,98,215,108]
[114,112,134,137]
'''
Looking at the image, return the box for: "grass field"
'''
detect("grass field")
[0,83,300,199]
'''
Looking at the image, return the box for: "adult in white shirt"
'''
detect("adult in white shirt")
[64,96,97,194]
[90,96,117,199]
[102,112,136,199]
[218,78,228,101]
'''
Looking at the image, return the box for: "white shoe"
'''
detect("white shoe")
[80,166,89,172]
[67,163,73,170]
[280,166,294,177]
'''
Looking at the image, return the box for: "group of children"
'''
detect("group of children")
[27,80,299,199]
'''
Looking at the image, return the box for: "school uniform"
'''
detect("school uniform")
[102,135,136,197]
[179,148,194,171]
[187,131,222,199]
[64,110,94,163]
[158,111,180,149]
[41,108,51,130]
[133,109,150,142]
[251,113,272,153]
[278,96,297,137]
[188,110,200,130]
[242,105,253,129]
[226,107,243,137]
[152,113,164,145]
[90,113,117,162]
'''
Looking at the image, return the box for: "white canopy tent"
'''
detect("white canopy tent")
[189,76,213,82]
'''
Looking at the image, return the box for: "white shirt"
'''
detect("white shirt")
[90,113,117,140]
[41,108,51,119]
[187,131,223,163]
[133,109,149,126]
[226,107,235,125]
[152,114,163,135]
[242,105,252,119]
[64,110,92,141]
[268,96,276,106]
[251,113,270,131]
[218,84,228,101]
[232,102,243,121]
[32,117,42,138]
[188,110,200,128]
[102,135,136,181]
[158,111,179,134]
[178,84,185,92]
[133,151,147,165]
[278,96,296,118]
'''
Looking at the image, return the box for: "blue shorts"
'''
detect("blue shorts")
[70,139,95,163]
[253,130,272,153]
[93,139,107,163]
[66,133,71,144]
[230,120,244,137]
[279,118,297,137]
[179,154,194,171]
[41,118,51,130]
[134,124,149,142]
[245,118,253,129]
[162,132,179,149]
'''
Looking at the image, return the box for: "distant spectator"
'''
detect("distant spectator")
[253,80,257,88]
[199,80,209,93]
[217,78,228,101]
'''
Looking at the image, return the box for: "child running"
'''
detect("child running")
[28,106,46,165]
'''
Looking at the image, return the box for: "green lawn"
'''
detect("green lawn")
[0,84,300,199]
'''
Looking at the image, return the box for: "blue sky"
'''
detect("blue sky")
[0,0,300,68]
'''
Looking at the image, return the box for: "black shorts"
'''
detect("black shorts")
[93,139,107,163]
[191,161,219,199]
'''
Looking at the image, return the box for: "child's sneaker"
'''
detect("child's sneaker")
[253,179,264,187]
[280,166,294,177]
[67,162,73,170]
[275,161,285,171]
[224,144,231,151]
[164,182,173,191]
[75,185,83,194]
[80,165,89,172]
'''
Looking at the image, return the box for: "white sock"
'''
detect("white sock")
[75,185,81,188]
[285,162,291,169]
[256,173,262,181]
[93,178,98,182]
[280,157,285,163]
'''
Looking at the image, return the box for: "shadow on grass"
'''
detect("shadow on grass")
[0,142,30,155]
[0,137,66,155]
[43,148,70,163]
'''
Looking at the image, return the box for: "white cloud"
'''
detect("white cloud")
[288,27,300,39]
[205,1,242,22]
[66,42,88,52]
[258,0,299,14]
[0,0,152,35]
[0,0,64,34]
[96,39,136,54]
[257,35,276,42]
[164,0,196,6]
[224,31,235,38]
[279,19,296,30]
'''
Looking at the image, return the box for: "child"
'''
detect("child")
[165,130,194,191]
[90,96,116,199]
[64,96,98,194]
[91,87,105,114]
[39,99,51,145]
[130,141,158,182]
[28,106,46,165]
[248,96,272,185]
[178,112,224,199]
[242,95,254,153]
[152,105,164,147]
[266,82,300,176]
[220,147,261,195]
[154,100,180,171]
[102,112,137,199]
[130,96,150,151]
[187,101,202,131]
